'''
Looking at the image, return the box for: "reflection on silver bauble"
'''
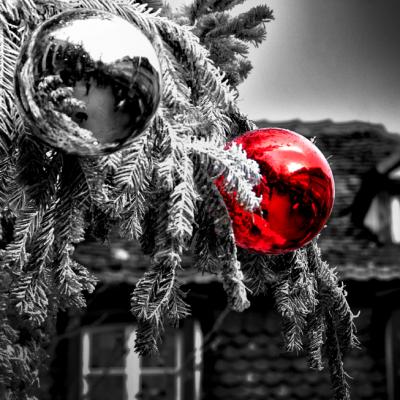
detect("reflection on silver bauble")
[15,9,162,155]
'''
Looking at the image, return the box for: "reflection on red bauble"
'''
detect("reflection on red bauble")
[217,128,335,254]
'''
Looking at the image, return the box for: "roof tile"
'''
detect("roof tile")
[204,308,386,400]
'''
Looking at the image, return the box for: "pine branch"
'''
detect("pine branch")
[307,241,358,354]
[167,152,199,246]
[138,206,157,255]
[186,0,215,23]
[134,319,160,356]
[3,203,43,266]
[114,122,164,234]
[228,109,257,138]
[0,16,21,99]
[127,0,164,11]
[119,192,146,240]
[0,23,5,150]
[6,336,47,399]
[129,121,191,328]
[0,208,15,249]
[7,203,55,328]
[0,5,56,389]
[189,138,261,211]
[52,155,96,308]
[25,203,56,273]
[131,245,190,354]
[318,262,359,353]
[131,160,191,354]
[100,152,123,177]
[151,115,175,191]
[79,158,108,207]
[271,248,327,357]
[12,270,49,327]
[16,135,62,206]
[271,251,315,352]
[53,156,88,248]
[132,258,177,321]
[194,11,229,39]
[0,4,357,400]
[221,258,249,312]
[325,312,351,400]
[196,97,231,140]
[15,0,43,23]
[304,304,325,370]
[212,0,246,12]
[207,5,273,40]
[73,0,157,33]
[305,241,357,395]
[198,171,250,311]
[113,132,153,194]
[55,251,88,309]
[0,155,19,211]
[207,36,249,63]
[178,2,274,88]
[239,251,277,295]
[152,34,192,111]
[187,0,246,24]
[192,200,221,274]
[194,223,223,269]
[219,56,252,87]
[0,15,26,156]
[152,15,238,110]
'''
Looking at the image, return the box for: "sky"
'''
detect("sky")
[168,0,400,133]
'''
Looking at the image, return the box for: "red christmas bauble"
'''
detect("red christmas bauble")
[217,128,335,254]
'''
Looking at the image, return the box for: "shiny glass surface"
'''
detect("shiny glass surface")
[86,375,125,400]
[90,328,126,368]
[141,327,177,368]
[15,9,161,155]
[138,374,176,400]
[217,128,335,254]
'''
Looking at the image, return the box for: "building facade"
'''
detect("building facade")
[48,120,400,400]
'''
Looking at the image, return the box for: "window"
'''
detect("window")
[390,196,400,243]
[363,192,391,242]
[81,323,202,400]
[363,192,400,244]
[353,160,400,244]
[138,328,183,400]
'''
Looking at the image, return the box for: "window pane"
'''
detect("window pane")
[86,375,125,400]
[141,330,177,368]
[90,328,126,368]
[391,197,400,243]
[137,374,176,400]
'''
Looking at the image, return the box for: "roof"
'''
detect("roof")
[74,237,213,284]
[257,119,400,280]
[203,307,386,400]
[74,119,400,282]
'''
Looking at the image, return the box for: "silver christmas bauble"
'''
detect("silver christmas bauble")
[15,9,162,155]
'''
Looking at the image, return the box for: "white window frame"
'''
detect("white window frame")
[363,192,400,244]
[81,324,139,400]
[137,329,183,400]
[81,322,202,400]
[193,320,203,400]
[390,196,400,243]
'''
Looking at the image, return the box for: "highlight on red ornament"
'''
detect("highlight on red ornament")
[216,128,335,254]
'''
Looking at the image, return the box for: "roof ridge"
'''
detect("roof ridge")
[255,119,399,139]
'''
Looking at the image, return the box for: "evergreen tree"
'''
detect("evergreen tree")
[0,1,357,399]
